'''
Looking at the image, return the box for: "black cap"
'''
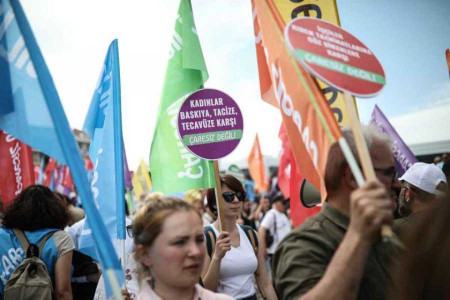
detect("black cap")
[270,192,285,205]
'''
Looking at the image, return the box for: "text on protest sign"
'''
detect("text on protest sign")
[177,89,243,160]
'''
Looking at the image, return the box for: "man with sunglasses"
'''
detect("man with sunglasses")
[272,127,402,300]
[394,162,448,241]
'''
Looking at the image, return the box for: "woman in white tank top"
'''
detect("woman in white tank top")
[201,175,278,300]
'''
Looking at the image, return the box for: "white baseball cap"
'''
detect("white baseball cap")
[399,162,447,195]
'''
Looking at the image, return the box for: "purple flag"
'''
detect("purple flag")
[370,105,417,176]
[123,145,132,190]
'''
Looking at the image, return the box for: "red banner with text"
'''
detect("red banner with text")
[0,131,35,208]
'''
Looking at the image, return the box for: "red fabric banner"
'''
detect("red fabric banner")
[0,131,35,208]
[43,158,57,187]
[85,156,94,170]
[62,165,74,189]
[34,164,41,184]
[277,124,291,198]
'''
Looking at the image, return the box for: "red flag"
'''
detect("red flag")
[34,164,41,184]
[0,131,35,207]
[247,134,269,193]
[43,158,57,187]
[277,124,291,198]
[290,163,321,228]
[85,156,94,170]
[62,165,74,189]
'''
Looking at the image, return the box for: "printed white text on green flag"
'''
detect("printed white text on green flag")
[150,0,214,194]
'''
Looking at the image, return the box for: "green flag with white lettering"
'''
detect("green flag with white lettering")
[149,0,214,194]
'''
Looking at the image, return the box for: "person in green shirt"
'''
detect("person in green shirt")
[273,127,401,300]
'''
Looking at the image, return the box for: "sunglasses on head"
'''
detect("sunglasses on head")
[222,191,246,203]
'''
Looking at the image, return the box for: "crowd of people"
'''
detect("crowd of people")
[0,126,449,300]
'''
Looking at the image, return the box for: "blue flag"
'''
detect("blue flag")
[80,40,126,264]
[0,0,123,296]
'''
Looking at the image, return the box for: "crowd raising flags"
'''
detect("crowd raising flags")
[0,0,448,299]
[0,0,123,297]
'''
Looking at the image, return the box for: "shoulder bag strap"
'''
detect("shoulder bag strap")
[13,228,30,252]
[239,225,259,255]
[239,224,266,297]
[38,230,58,258]
[203,226,217,258]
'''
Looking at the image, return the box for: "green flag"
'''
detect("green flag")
[150,0,214,194]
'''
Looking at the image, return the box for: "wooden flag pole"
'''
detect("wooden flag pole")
[343,92,393,239]
[213,160,226,232]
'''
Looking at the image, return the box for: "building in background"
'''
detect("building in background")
[32,128,90,165]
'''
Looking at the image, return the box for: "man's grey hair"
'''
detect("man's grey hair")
[324,125,391,194]
[341,125,391,163]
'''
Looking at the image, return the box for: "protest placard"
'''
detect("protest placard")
[178,88,244,231]
[285,17,392,238]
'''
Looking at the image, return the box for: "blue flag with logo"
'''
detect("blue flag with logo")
[0,0,65,162]
[0,0,123,296]
[80,40,126,262]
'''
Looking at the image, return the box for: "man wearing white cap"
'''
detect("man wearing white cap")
[394,162,448,239]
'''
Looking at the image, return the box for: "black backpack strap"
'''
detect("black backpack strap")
[203,226,217,258]
[239,225,258,255]
[240,224,265,298]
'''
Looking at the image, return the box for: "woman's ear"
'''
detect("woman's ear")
[135,244,152,267]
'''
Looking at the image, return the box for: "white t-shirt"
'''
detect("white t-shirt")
[209,224,258,299]
[66,217,134,257]
[260,208,291,254]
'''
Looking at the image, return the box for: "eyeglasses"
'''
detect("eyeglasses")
[374,166,397,182]
[126,225,133,238]
[222,191,246,203]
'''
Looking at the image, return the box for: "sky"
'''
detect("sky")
[19,0,450,171]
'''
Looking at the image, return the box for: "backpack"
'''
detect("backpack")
[4,229,57,300]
